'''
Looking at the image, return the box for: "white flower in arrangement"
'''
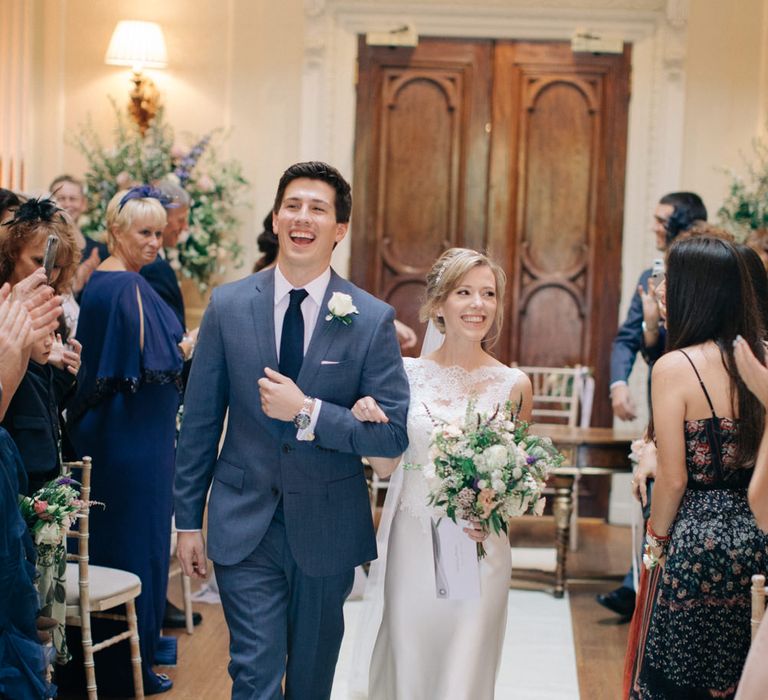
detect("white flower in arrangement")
[491,479,506,494]
[35,522,63,546]
[511,466,523,480]
[325,292,359,325]
[483,444,508,470]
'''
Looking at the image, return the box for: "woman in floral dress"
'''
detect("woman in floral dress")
[627,236,768,698]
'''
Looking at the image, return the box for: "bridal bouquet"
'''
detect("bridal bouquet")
[418,400,564,558]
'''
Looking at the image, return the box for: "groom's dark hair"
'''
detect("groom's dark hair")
[273,161,352,223]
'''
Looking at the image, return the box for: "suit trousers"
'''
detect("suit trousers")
[215,501,354,700]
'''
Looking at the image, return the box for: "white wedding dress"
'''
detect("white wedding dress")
[352,357,526,700]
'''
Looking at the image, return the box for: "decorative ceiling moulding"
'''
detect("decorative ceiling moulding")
[301,0,688,279]
[324,2,661,40]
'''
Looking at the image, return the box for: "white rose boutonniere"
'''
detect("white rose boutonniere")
[325,292,359,325]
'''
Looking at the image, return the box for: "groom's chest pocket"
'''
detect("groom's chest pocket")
[312,360,358,401]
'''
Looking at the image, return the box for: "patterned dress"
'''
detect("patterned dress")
[631,351,768,699]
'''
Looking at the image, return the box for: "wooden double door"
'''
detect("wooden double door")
[351,38,631,427]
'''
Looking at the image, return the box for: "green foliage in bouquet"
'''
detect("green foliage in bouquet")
[719,136,768,240]
[72,100,248,291]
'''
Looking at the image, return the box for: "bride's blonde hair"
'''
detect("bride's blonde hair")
[419,247,506,346]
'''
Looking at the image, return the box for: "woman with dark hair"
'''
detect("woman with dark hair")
[626,236,768,699]
[65,186,187,696]
[252,211,279,272]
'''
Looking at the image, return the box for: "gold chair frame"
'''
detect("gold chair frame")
[63,457,145,699]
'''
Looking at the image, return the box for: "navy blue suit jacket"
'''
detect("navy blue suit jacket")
[174,268,410,576]
[610,268,665,387]
[140,255,186,329]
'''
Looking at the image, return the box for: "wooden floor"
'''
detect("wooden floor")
[58,518,631,699]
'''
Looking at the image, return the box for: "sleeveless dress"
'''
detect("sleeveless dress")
[629,351,768,699]
[365,358,525,700]
[63,271,183,696]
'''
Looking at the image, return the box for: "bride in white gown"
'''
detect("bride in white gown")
[349,248,532,700]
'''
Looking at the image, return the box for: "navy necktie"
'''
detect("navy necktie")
[279,288,308,381]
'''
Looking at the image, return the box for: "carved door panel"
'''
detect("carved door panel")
[488,42,630,427]
[351,39,630,428]
[351,38,492,352]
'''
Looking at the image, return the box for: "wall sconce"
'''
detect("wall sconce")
[105,20,168,136]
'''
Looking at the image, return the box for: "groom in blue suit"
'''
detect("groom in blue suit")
[174,162,410,699]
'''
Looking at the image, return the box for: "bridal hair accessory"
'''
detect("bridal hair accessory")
[433,258,449,288]
[118,185,178,212]
[3,198,63,227]
[325,292,359,325]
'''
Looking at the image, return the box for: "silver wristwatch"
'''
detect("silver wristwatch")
[293,396,314,430]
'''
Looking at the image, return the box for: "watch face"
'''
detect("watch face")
[293,411,311,430]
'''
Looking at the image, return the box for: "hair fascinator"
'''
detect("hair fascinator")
[3,197,63,228]
[118,185,179,212]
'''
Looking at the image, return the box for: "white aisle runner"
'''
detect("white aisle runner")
[331,589,579,699]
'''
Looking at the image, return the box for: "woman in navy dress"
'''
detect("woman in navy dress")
[67,187,192,696]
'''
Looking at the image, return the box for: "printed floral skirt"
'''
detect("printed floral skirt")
[630,489,768,699]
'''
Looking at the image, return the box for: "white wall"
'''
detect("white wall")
[683,0,767,224]
[22,0,768,301]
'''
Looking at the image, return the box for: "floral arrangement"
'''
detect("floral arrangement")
[718,135,768,241]
[414,400,564,558]
[72,101,248,291]
[18,476,102,664]
[18,476,95,562]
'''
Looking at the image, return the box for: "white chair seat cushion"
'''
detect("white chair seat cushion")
[66,563,142,606]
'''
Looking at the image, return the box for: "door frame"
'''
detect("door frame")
[304,0,690,430]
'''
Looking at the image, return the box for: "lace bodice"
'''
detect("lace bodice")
[398,357,526,520]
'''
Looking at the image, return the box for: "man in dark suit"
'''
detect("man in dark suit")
[599,191,707,620]
[174,162,410,699]
[609,192,707,421]
[140,180,189,329]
